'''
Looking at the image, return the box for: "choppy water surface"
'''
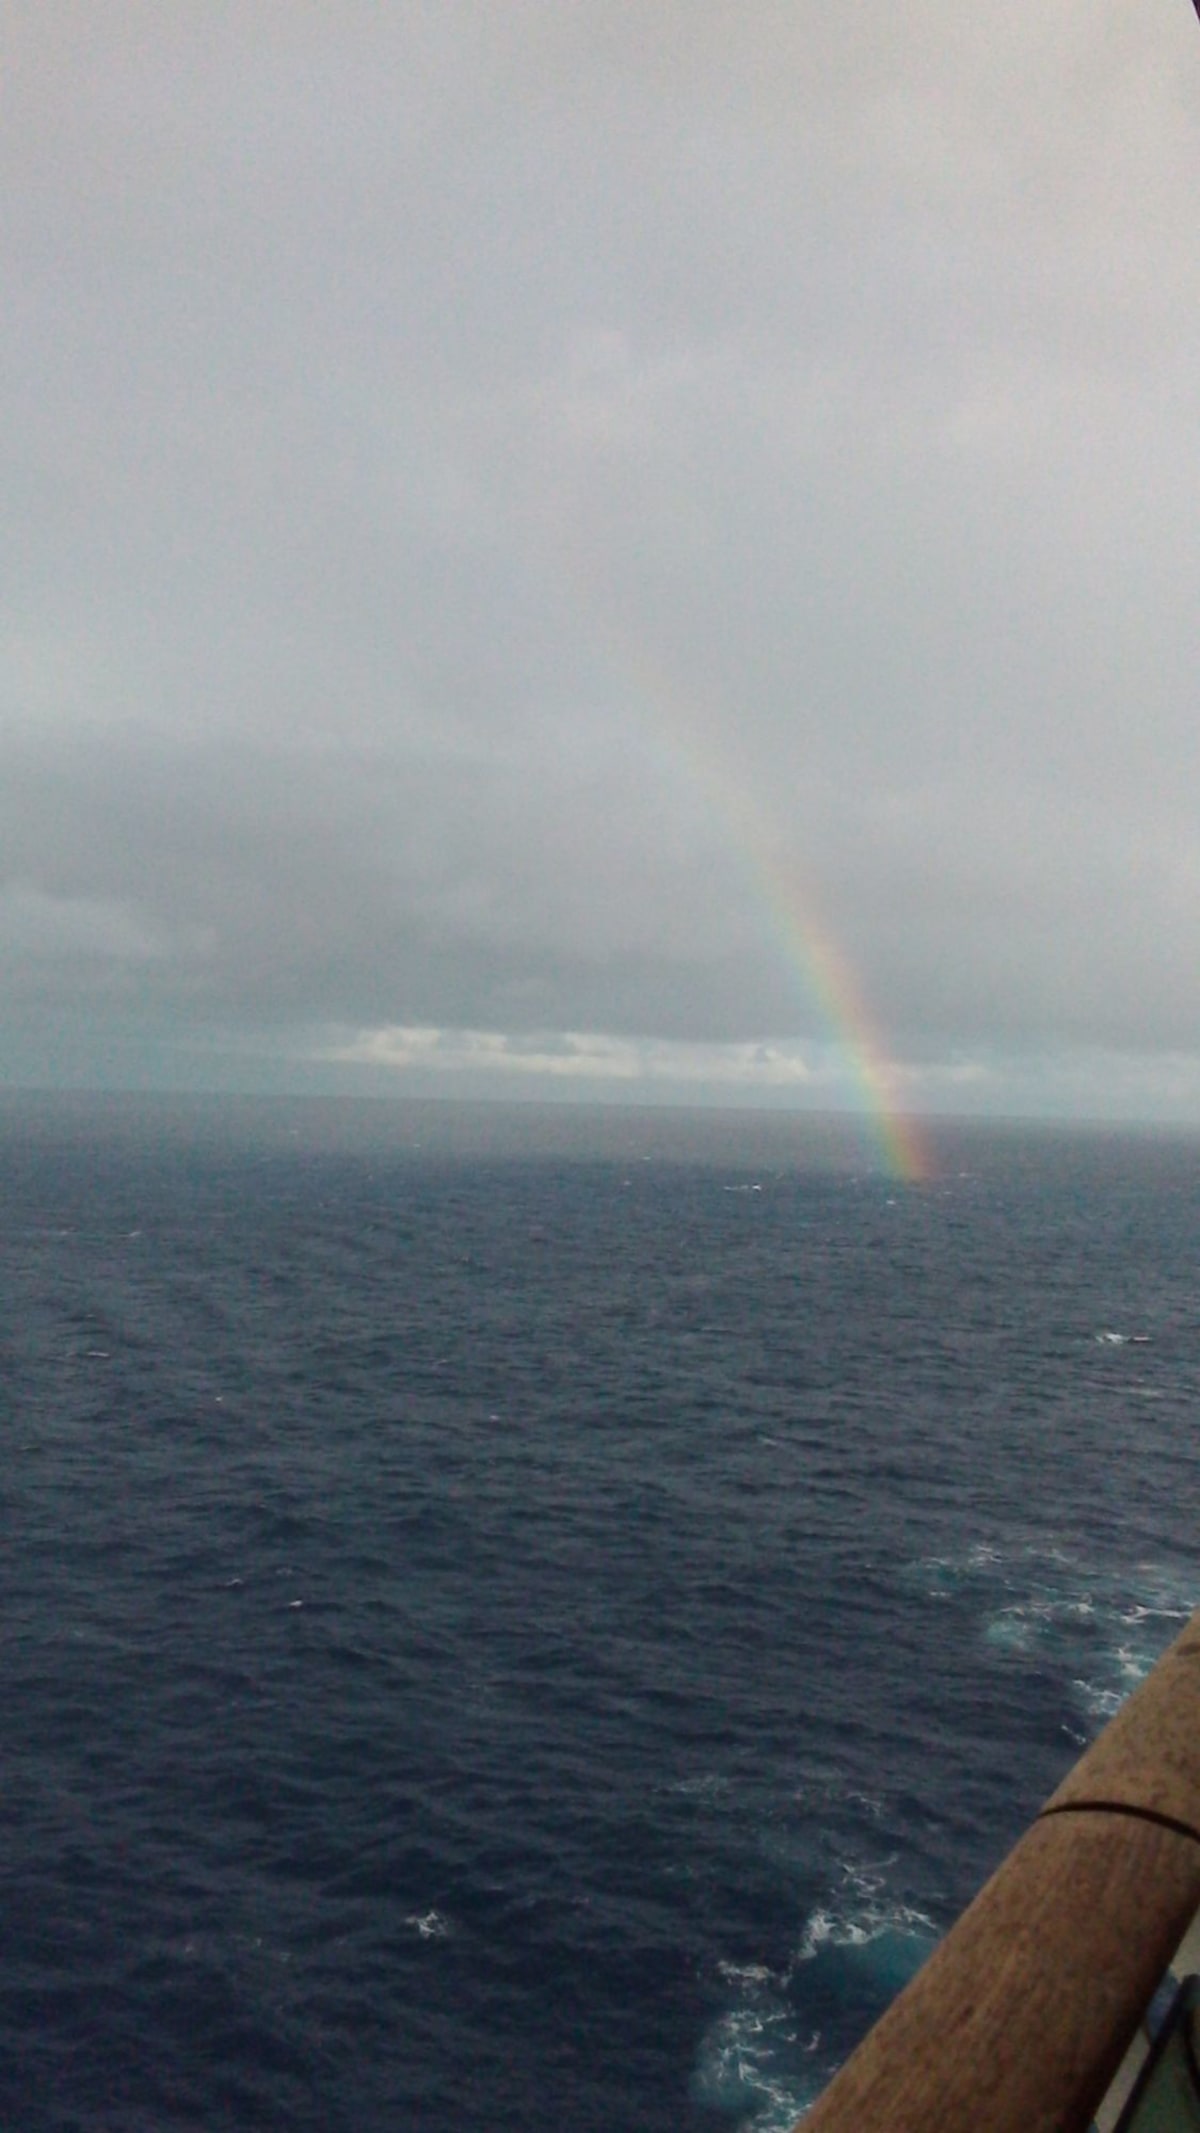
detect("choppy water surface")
[4,1096,1200,2131]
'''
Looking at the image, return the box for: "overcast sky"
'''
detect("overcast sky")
[6,1,1200,1121]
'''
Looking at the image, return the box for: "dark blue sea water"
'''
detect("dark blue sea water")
[4,1094,1200,2132]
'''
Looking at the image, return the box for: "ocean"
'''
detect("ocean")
[4,1092,1200,2133]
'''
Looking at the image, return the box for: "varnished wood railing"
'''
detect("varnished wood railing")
[799,1609,1200,2133]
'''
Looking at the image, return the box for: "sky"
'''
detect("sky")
[6,0,1200,1125]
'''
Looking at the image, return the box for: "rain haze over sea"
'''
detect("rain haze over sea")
[5,1093,1200,2132]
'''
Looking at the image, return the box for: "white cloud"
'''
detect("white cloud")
[325,1025,820,1087]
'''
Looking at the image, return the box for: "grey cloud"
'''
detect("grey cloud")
[5,2,1200,1111]
[0,885,181,964]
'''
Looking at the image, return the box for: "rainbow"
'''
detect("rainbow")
[693,770,932,1184]
[566,586,932,1182]
[746,840,932,1184]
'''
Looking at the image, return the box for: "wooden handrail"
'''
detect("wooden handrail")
[799,1610,1200,2133]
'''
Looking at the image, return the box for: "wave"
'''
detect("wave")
[696,1855,937,2127]
[905,1543,1197,1736]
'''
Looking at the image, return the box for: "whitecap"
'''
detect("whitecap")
[691,1995,823,2129]
[796,1895,937,1972]
[697,1871,937,2128]
[983,1608,1037,1652]
[405,1910,449,1939]
[845,1791,884,1821]
[1072,1677,1124,1722]
[667,1772,729,1799]
[717,1960,775,1986]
